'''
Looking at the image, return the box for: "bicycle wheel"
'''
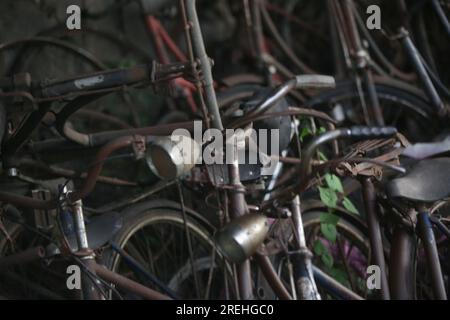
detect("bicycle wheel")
[301,209,373,299]
[267,208,373,300]
[101,206,234,300]
[413,204,450,300]
[0,205,74,300]
[306,79,439,142]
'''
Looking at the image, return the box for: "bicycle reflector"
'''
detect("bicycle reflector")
[215,213,269,263]
[146,135,201,180]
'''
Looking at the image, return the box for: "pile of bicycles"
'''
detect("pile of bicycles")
[0,0,449,300]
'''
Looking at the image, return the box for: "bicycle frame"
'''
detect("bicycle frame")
[243,0,387,126]
[389,202,448,300]
[398,28,447,117]
[330,0,385,126]
[144,14,198,113]
[5,0,448,301]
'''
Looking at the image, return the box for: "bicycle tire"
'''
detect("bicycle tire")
[301,209,373,299]
[306,78,439,142]
[100,206,233,300]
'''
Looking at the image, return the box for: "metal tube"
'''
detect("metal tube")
[0,128,187,210]
[291,195,320,300]
[431,0,450,40]
[0,191,57,210]
[227,158,253,300]
[66,196,100,300]
[299,129,347,183]
[184,0,223,130]
[3,101,52,155]
[254,253,292,300]
[259,0,315,74]
[312,265,363,300]
[430,216,450,240]
[245,78,298,119]
[80,257,102,300]
[363,70,385,126]
[389,226,415,299]
[110,242,179,299]
[71,200,89,250]
[400,28,446,117]
[291,195,306,248]
[417,211,447,300]
[341,0,384,126]
[68,136,137,202]
[237,261,253,300]
[341,0,362,53]
[231,107,336,131]
[264,150,287,202]
[2,270,64,299]
[228,163,247,218]
[87,121,194,148]
[30,121,196,152]
[93,263,172,300]
[40,64,150,98]
[361,178,390,299]
[0,246,45,270]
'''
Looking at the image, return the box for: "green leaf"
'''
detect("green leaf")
[324,173,344,193]
[319,212,340,225]
[313,239,326,256]
[342,197,359,215]
[321,223,337,243]
[318,127,327,134]
[328,267,349,286]
[300,126,312,142]
[321,249,334,269]
[318,187,338,209]
[317,151,328,161]
[356,278,367,292]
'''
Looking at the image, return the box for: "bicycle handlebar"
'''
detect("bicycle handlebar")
[230,75,335,128]
[294,75,336,89]
[345,126,398,140]
[0,61,192,99]
[299,126,397,184]
[252,75,335,116]
[39,64,151,98]
[0,135,142,210]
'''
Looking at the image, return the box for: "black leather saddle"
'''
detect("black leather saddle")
[401,139,450,160]
[386,158,450,202]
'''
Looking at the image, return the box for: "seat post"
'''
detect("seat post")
[361,177,390,300]
[416,205,447,300]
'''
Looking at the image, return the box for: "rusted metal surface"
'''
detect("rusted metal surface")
[0,246,46,270]
[0,135,143,209]
[389,226,415,300]
[254,253,292,300]
[361,178,390,300]
[67,136,139,202]
[93,263,172,300]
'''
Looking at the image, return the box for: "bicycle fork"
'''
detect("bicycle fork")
[290,195,321,300]
[60,186,101,300]
[416,208,447,300]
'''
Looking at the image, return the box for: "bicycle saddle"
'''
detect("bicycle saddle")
[386,158,450,202]
[402,140,450,159]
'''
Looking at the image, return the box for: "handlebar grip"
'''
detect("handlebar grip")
[347,126,397,140]
[40,64,151,98]
[295,75,335,89]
